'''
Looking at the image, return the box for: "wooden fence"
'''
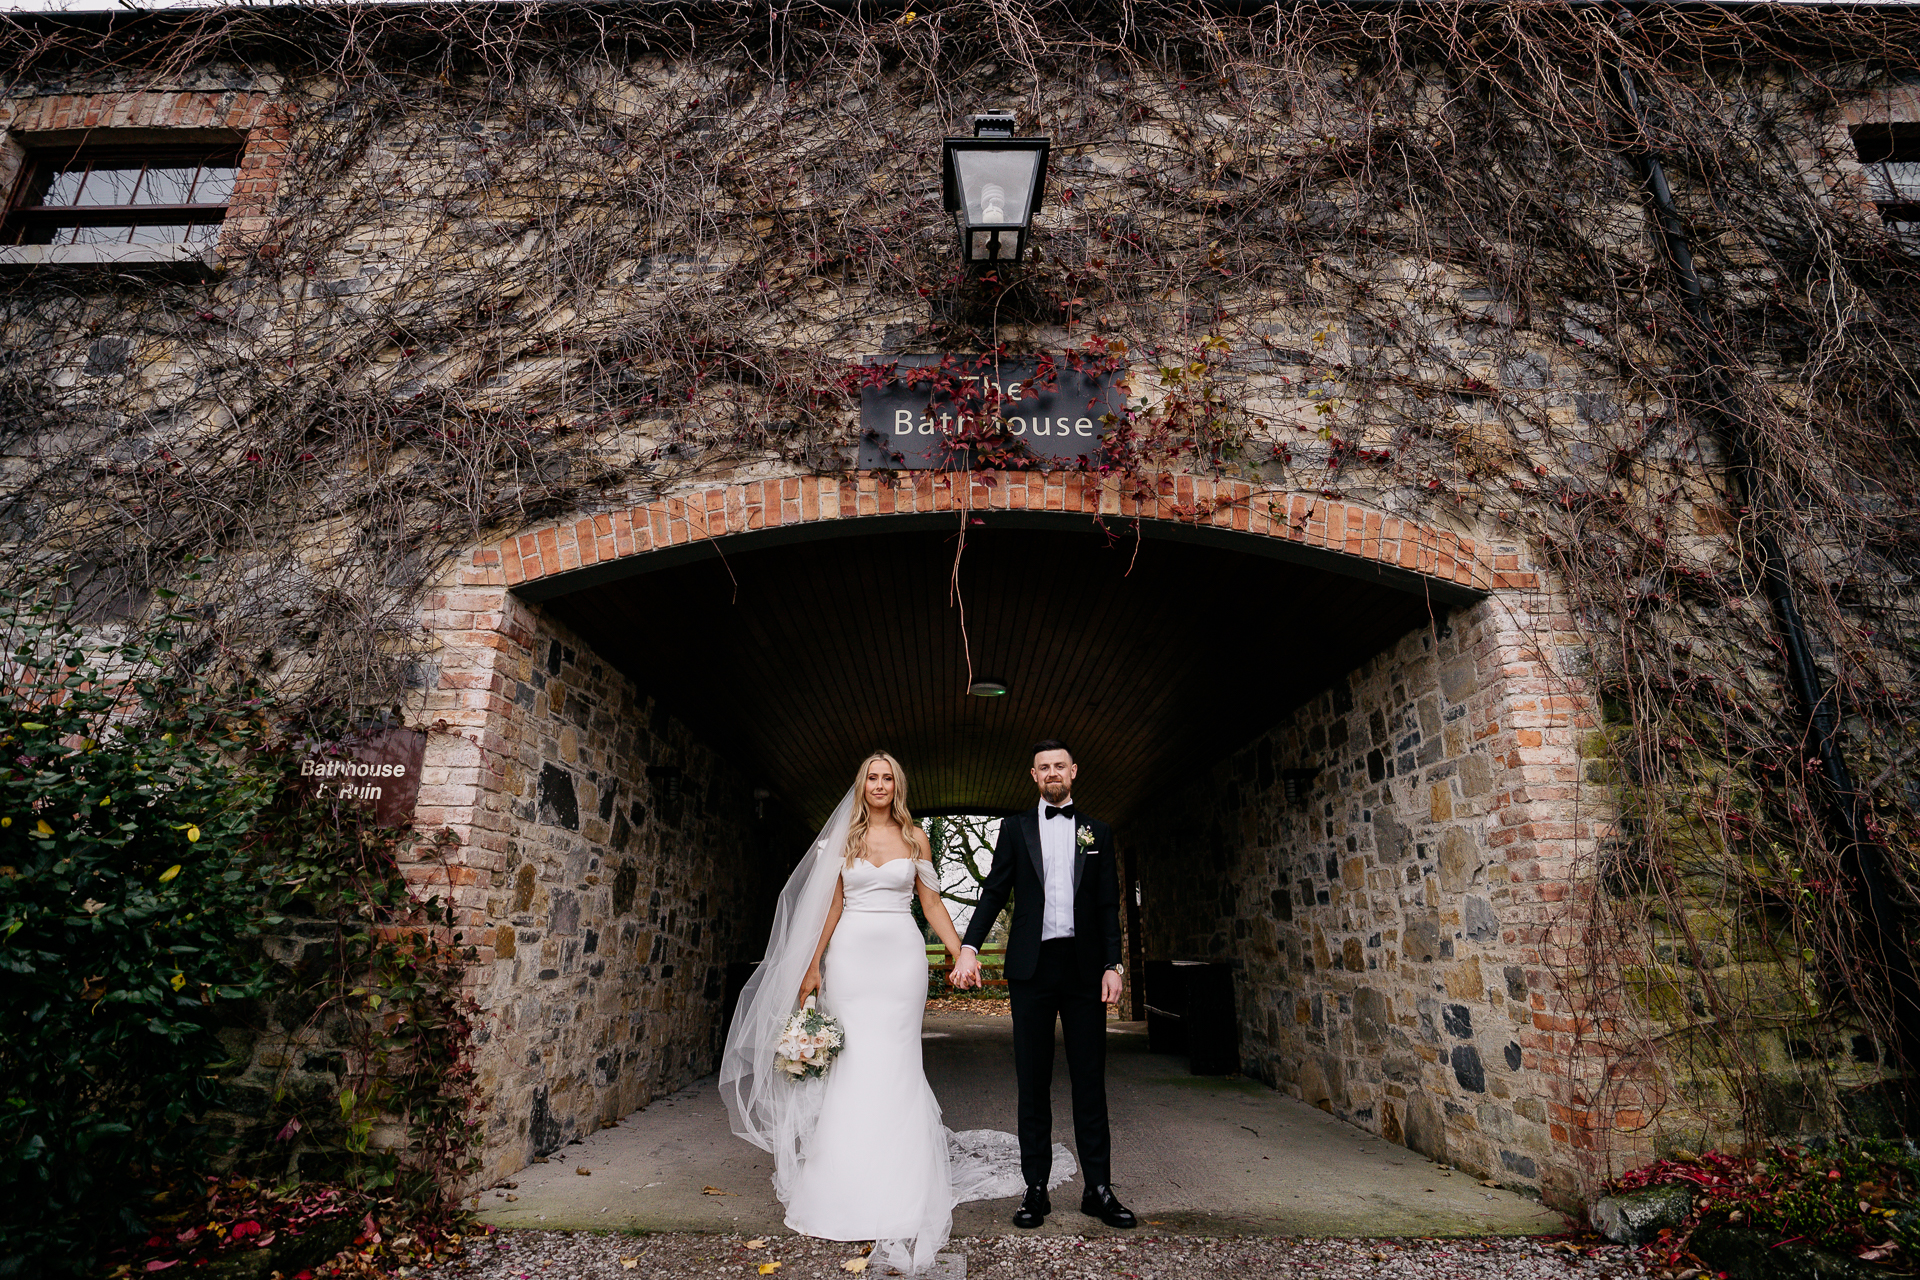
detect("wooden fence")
[926,942,1008,989]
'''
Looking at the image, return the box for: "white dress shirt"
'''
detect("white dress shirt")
[1039,798,1077,941]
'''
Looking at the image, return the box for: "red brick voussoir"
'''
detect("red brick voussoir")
[482,474,1527,596]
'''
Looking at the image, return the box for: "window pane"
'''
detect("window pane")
[127,223,198,245]
[73,165,143,207]
[138,167,198,205]
[67,224,132,245]
[1887,161,1920,201]
[42,167,88,206]
[192,166,237,204]
[953,147,1043,225]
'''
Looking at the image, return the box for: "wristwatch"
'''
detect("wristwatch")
[1106,963,1124,975]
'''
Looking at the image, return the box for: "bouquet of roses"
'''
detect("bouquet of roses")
[775,996,844,1080]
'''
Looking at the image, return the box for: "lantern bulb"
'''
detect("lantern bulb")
[980,183,1007,223]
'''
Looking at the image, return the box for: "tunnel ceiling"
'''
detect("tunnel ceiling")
[541,523,1449,828]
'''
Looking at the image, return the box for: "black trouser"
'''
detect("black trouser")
[1008,937,1111,1189]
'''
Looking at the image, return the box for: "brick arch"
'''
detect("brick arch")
[484,472,1537,598]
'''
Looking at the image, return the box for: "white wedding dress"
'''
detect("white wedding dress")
[784,857,952,1261]
[720,789,1073,1276]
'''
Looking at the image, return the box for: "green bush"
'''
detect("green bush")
[1613,1136,1920,1268]
[0,586,283,1277]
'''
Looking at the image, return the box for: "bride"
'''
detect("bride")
[719,751,973,1273]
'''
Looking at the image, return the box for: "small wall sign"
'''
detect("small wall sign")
[858,353,1127,470]
[298,727,427,828]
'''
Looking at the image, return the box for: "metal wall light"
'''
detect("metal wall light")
[646,763,684,804]
[1281,767,1322,806]
[942,110,1050,266]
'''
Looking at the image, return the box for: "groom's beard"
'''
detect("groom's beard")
[1039,780,1071,804]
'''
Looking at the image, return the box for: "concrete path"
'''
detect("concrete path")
[477,1012,1566,1238]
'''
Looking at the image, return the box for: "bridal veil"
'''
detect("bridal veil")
[718,784,857,1199]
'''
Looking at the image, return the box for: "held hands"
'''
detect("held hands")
[949,949,983,990]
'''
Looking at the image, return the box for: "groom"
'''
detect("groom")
[951,740,1136,1230]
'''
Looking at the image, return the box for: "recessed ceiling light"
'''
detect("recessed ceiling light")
[968,680,1009,697]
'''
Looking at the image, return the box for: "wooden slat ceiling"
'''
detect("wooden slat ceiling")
[544,524,1442,828]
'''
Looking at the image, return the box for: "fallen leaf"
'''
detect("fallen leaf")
[504,1195,519,1202]
[758,1265,781,1275]
[575,1167,591,1177]
[702,1186,735,1196]
[745,1240,766,1249]
[618,1259,639,1271]
[842,1260,868,1273]
[1480,1180,1499,1188]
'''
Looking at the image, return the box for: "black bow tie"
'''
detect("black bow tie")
[1045,804,1076,821]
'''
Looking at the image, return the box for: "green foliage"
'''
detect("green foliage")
[0,585,283,1275]
[0,578,482,1277]
[1614,1138,1920,1268]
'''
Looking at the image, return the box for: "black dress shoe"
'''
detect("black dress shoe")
[1012,1184,1051,1228]
[1080,1184,1137,1229]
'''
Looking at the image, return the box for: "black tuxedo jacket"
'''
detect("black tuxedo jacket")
[960,805,1123,982]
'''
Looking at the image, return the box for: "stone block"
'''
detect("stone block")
[1403,1092,1448,1163]
[1438,827,1477,892]
[1464,895,1499,942]
[1440,659,1476,703]
[1450,1045,1486,1093]
[1404,915,1442,964]
[1444,954,1484,1001]
[1589,1185,1693,1246]
[1353,987,1393,1044]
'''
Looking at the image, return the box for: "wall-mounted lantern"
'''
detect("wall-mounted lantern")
[1281,767,1322,806]
[942,111,1050,266]
[646,763,684,804]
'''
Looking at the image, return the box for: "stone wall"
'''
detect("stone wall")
[1133,583,1614,1205]
[462,605,785,1179]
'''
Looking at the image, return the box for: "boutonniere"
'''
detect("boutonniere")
[1076,826,1097,850]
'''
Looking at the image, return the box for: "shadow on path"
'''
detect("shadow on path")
[477,1012,1565,1238]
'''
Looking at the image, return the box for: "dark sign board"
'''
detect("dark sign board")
[858,354,1126,471]
[298,727,427,828]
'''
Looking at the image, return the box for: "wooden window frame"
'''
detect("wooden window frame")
[1850,121,1920,224]
[3,141,242,247]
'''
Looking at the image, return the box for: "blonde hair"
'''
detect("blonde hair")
[844,750,927,867]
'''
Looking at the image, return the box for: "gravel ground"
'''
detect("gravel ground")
[921,998,1011,1017]
[422,1229,1659,1280]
